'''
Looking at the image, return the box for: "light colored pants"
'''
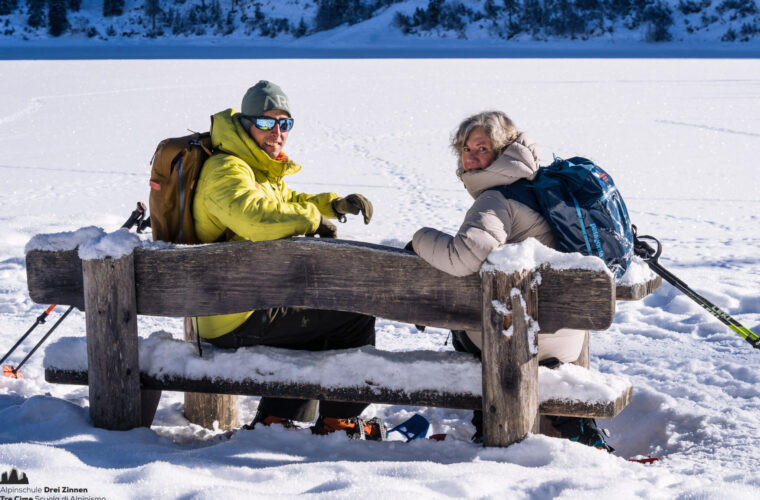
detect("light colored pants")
[465,328,586,363]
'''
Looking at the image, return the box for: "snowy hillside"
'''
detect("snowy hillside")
[1,0,760,47]
[1,58,759,497]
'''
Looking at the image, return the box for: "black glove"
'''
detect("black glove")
[332,194,373,224]
[308,216,337,238]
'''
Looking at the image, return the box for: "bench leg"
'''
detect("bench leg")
[481,270,539,447]
[184,392,239,430]
[182,318,239,430]
[83,254,142,430]
[141,389,162,427]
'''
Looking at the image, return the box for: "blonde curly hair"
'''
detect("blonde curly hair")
[451,111,520,160]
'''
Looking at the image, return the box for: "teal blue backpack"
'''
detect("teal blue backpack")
[494,156,634,280]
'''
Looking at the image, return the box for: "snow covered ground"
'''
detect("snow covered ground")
[1,57,759,498]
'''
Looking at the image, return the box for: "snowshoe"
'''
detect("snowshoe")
[628,456,660,464]
[244,411,299,431]
[549,416,615,453]
[311,416,387,441]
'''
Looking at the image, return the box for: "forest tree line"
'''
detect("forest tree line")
[1,0,758,42]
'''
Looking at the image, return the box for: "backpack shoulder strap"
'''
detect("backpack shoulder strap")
[195,132,213,156]
[491,178,542,215]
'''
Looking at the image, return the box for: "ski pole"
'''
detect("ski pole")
[3,202,150,378]
[0,304,56,366]
[5,306,75,378]
[122,201,147,232]
[633,226,760,350]
[649,259,759,349]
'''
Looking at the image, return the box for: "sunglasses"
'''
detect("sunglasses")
[251,116,294,132]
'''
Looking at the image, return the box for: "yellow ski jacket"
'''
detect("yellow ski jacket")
[192,108,339,338]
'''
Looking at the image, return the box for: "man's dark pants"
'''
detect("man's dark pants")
[207,307,375,422]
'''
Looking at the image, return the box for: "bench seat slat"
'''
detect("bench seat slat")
[44,368,632,418]
[43,335,633,419]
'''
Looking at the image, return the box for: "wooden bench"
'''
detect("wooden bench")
[26,236,660,447]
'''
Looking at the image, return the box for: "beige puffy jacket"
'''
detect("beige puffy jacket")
[411,134,584,361]
[412,133,554,277]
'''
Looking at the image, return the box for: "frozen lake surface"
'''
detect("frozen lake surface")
[1,57,759,498]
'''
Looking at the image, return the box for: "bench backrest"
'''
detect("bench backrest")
[26,238,616,333]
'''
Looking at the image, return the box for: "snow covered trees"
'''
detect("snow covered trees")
[144,0,161,37]
[27,0,45,28]
[1,0,758,43]
[391,0,687,42]
[103,0,124,17]
[48,0,69,36]
[0,0,18,15]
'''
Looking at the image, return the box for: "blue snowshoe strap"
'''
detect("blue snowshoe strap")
[388,414,430,442]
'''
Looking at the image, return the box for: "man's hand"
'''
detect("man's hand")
[332,194,373,224]
[309,215,337,238]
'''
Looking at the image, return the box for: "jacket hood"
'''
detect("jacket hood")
[458,133,541,198]
[209,108,301,180]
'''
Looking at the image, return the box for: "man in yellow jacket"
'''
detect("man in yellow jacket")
[192,80,383,439]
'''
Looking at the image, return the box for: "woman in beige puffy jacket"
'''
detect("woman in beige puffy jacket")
[410,111,614,450]
[410,110,585,365]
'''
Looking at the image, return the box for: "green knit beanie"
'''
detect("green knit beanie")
[241,80,291,117]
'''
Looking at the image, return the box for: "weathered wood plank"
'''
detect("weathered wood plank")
[26,240,616,332]
[537,267,614,332]
[45,369,482,410]
[537,386,633,419]
[134,239,482,330]
[83,255,142,430]
[26,248,84,310]
[616,275,662,301]
[44,368,629,418]
[481,270,539,447]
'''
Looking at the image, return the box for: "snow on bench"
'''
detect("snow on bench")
[44,332,633,419]
[26,230,659,446]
